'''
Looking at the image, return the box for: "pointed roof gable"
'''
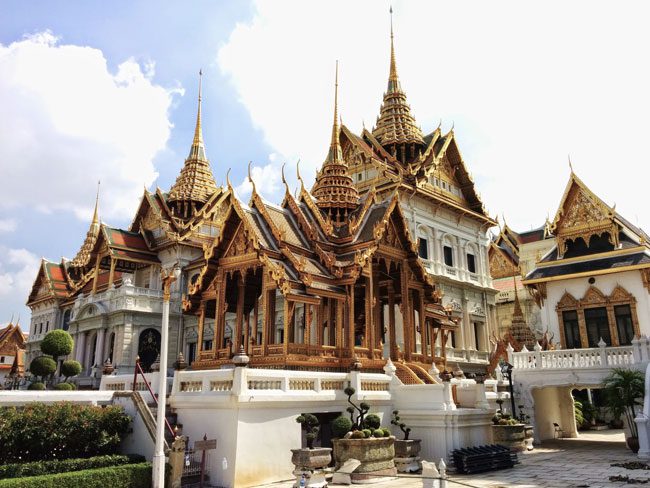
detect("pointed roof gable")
[550,171,619,256]
[27,260,71,305]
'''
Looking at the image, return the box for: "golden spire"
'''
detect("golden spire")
[188,69,205,160]
[372,7,424,150]
[312,61,359,225]
[388,6,400,94]
[70,181,102,268]
[168,69,218,217]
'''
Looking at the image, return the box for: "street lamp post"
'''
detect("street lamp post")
[152,265,181,488]
[501,362,516,418]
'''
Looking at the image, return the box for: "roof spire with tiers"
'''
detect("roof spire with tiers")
[70,181,101,267]
[312,61,359,225]
[168,70,218,218]
[509,274,536,350]
[371,7,424,151]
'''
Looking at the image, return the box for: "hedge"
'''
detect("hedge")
[0,463,151,488]
[0,403,131,463]
[0,454,145,480]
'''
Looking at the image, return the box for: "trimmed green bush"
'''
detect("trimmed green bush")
[331,415,353,438]
[350,430,365,439]
[28,356,56,380]
[0,454,145,480]
[0,403,131,463]
[361,429,372,438]
[61,360,82,380]
[53,382,74,391]
[363,413,381,430]
[372,429,384,438]
[40,330,73,359]
[0,462,151,488]
[27,382,45,391]
[381,428,391,437]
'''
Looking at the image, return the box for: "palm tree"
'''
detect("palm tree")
[602,368,645,438]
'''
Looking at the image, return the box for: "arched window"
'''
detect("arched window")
[62,310,71,331]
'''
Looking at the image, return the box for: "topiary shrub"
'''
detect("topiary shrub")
[0,454,145,480]
[362,429,372,438]
[27,382,45,391]
[29,356,56,381]
[0,403,131,463]
[61,360,82,381]
[41,330,73,360]
[382,428,391,437]
[391,410,411,440]
[350,430,365,439]
[296,413,320,449]
[54,382,74,391]
[0,462,151,488]
[332,415,353,439]
[372,429,384,438]
[363,413,381,430]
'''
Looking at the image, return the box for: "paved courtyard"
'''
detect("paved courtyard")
[255,430,647,488]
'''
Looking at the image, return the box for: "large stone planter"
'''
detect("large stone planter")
[394,439,421,473]
[332,437,396,482]
[492,424,526,452]
[291,447,332,470]
[291,448,332,488]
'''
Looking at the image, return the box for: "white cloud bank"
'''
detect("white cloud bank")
[0,32,179,222]
[219,0,650,231]
[0,247,40,325]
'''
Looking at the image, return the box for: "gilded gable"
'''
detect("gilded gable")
[489,245,518,279]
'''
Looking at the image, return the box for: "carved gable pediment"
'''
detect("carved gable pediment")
[551,174,618,256]
[581,286,606,305]
[556,291,579,310]
[489,245,518,279]
[610,284,635,303]
[223,224,255,258]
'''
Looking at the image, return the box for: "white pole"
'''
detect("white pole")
[152,267,178,488]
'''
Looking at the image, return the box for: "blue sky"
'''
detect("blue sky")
[2,0,650,326]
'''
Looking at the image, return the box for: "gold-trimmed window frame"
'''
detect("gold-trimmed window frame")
[556,285,640,349]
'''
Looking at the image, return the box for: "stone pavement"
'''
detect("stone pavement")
[254,430,646,488]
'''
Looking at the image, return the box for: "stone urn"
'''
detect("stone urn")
[290,447,332,470]
[491,424,526,452]
[291,448,332,488]
[332,437,396,481]
[523,425,534,451]
[394,439,421,473]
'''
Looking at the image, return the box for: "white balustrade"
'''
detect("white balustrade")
[512,344,637,370]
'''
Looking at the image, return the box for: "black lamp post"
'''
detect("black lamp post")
[501,362,516,418]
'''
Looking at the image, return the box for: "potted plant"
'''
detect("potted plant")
[491,406,526,452]
[331,387,396,480]
[291,413,332,471]
[391,410,421,472]
[602,368,645,453]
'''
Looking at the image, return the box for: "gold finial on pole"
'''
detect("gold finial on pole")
[92,180,101,226]
[389,6,399,88]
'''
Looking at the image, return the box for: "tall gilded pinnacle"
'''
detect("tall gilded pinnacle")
[312,61,359,225]
[509,274,536,349]
[372,7,424,149]
[71,181,101,267]
[168,70,218,217]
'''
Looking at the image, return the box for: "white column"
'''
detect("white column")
[75,331,87,364]
[94,328,106,368]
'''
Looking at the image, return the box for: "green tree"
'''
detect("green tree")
[29,356,57,381]
[61,360,82,381]
[41,330,74,360]
[602,367,645,438]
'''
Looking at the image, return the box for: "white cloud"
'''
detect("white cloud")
[219,0,650,231]
[0,219,17,233]
[235,156,283,201]
[0,32,179,222]
[0,247,40,324]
